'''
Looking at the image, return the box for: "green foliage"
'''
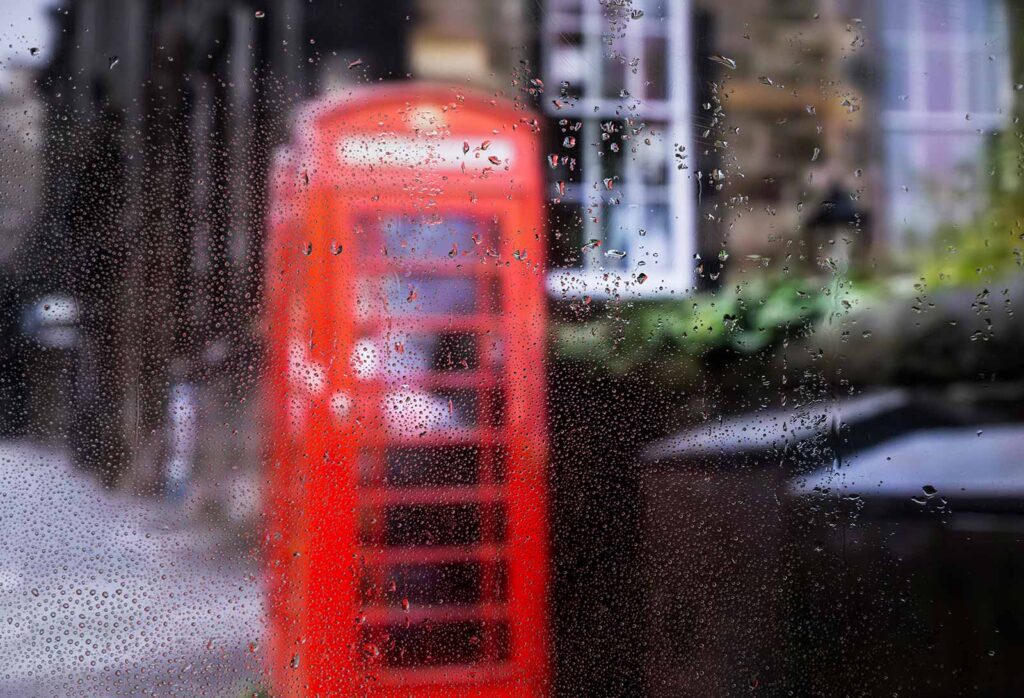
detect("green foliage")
[917,144,1024,288]
[916,11,1024,289]
[552,273,872,376]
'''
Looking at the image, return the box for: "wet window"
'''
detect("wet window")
[0,1,1022,696]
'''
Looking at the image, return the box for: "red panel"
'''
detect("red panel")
[264,85,549,697]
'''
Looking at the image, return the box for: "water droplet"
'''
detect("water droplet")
[108,55,119,69]
[255,10,266,19]
[922,485,937,497]
[348,58,363,69]
[811,147,821,162]
[718,250,729,262]
[290,653,300,669]
[636,272,648,284]
[758,76,774,86]
[302,242,313,256]
[604,249,626,259]
[28,47,39,56]
[708,54,737,70]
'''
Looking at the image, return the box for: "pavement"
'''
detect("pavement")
[0,442,265,697]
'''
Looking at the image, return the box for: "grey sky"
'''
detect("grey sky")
[0,0,57,74]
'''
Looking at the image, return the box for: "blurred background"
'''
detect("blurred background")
[0,0,1022,695]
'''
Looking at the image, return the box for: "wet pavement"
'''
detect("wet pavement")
[0,442,265,697]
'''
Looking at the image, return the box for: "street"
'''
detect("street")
[0,442,264,697]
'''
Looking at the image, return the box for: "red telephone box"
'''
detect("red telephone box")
[263,85,549,696]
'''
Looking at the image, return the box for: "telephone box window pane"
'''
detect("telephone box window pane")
[383,388,480,435]
[434,388,480,427]
[383,388,473,436]
[358,448,377,487]
[384,446,482,487]
[381,215,485,259]
[488,502,509,542]
[431,332,480,372]
[485,386,507,428]
[385,277,480,315]
[367,620,511,668]
[358,563,491,607]
[490,560,510,601]
[493,445,509,483]
[382,562,490,606]
[379,332,480,379]
[383,504,484,547]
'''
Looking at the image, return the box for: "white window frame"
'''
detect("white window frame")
[541,0,695,298]
[879,0,1012,240]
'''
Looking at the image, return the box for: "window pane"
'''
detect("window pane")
[2,1,1021,696]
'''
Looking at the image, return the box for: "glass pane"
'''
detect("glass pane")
[380,215,483,259]
[1,1,1021,695]
[925,49,955,111]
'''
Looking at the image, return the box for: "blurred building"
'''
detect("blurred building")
[15,0,1018,524]
[18,0,538,503]
[0,65,45,437]
[21,0,417,497]
[877,0,1012,248]
[0,66,44,270]
[700,0,1015,268]
[541,0,699,296]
